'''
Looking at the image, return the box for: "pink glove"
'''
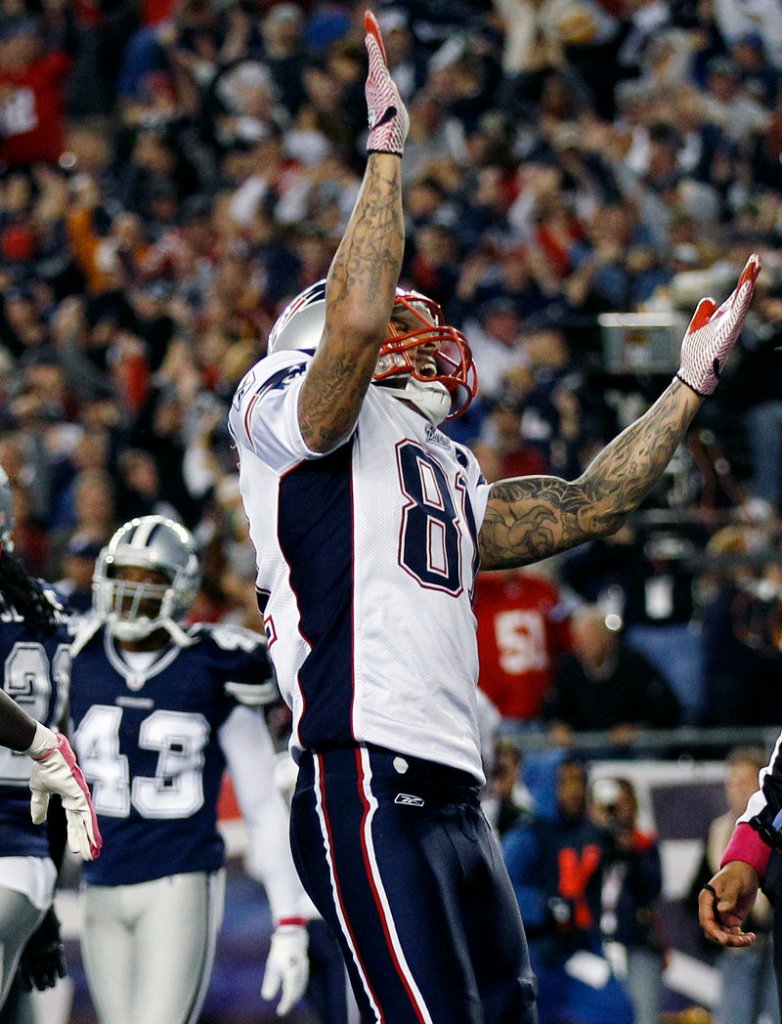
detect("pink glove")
[364,10,409,156]
[676,252,762,396]
[27,724,103,861]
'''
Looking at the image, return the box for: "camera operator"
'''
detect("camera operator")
[503,756,634,1024]
[590,778,666,1024]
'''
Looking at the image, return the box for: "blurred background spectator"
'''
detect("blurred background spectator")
[543,604,681,752]
[53,533,102,615]
[590,776,666,1024]
[503,755,634,1024]
[482,735,533,837]
[475,564,572,732]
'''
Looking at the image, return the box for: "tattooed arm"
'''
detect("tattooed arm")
[479,379,700,568]
[298,153,404,453]
[298,15,408,454]
[479,253,761,569]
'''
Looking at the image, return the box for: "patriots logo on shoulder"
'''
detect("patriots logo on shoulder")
[233,363,307,412]
[255,363,308,398]
[272,364,306,391]
[233,368,257,409]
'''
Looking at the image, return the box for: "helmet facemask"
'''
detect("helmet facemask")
[95,564,182,642]
[92,516,201,646]
[373,291,477,424]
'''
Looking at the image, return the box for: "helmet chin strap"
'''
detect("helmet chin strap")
[108,616,196,647]
[379,377,451,425]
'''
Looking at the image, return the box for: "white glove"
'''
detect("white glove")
[27,723,103,861]
[260,923,309,1017]
[364,10,409,156]
[676,252,762,396]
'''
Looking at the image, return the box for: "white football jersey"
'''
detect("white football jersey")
[229,350,491,781]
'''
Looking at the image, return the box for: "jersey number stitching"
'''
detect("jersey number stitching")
[0,642,69,783]
[396,440,477,596]
[74,706,210,819]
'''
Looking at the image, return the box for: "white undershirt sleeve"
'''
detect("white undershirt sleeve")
[218,706,306,923]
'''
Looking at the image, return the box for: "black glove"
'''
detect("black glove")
[18,907,66,992]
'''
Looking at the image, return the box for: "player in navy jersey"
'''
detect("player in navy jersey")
[69,515,308,1024]
[229,12,761,1024]
[0,466,101,1022]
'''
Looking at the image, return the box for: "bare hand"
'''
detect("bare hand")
[698,862,759,947]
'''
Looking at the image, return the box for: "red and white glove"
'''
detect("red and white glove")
[364,10,409,156]
[260,922,309,1016]
[676,252,762,396]
[26,723,102,861]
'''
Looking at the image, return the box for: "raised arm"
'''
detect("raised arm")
[479,253,761,569]
[298,12,409,453]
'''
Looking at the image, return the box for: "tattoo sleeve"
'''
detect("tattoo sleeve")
[298,154,404,452]
[479,379,702,568]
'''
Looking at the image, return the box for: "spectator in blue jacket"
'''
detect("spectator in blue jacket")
[503,753,633,1024]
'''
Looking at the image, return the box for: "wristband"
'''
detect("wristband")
[23,722,58,760]
[275,917,307,929]
[720,821,772,877]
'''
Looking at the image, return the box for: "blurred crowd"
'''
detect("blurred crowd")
[483,743,780,1024]
[2,0,782,739]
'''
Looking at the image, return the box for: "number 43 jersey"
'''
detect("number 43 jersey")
[69,622,276,886]
[229,351,492,783]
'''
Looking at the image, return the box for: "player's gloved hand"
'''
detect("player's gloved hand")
[676,252,762,396]
[364,10,409,156]
[260,923,309,1016]
[18,906,66,992]
[26,722,102,861]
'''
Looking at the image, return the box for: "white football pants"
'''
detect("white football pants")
[81,870,225,1024]
[0,884,46,1021]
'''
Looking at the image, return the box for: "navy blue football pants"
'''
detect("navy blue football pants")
[290,744,538,1024]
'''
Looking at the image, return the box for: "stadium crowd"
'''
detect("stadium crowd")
[2,0,782,742]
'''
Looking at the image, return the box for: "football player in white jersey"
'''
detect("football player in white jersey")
[229,12,761,1024]
[69,515,309,1024]
[0,466,102,1024]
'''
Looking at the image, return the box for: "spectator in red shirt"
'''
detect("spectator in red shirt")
[0,17,71,166]
[475,566,572,727]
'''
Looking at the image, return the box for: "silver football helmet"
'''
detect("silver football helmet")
[93,516,201,642]
[267,279,477,425]
[0,466,13,552]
